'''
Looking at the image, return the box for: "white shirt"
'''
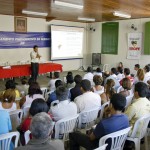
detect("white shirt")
[50,100,77,121]
[48,78,60,91]
[30,50,40,63]
[144,72,150,84]
[92,86,104,95]
[74,91,101,113]
[0,102,17,112]
[93,72,102,77]
[22,94,44,108]
[117,73,124,81]
[83,73,94,86]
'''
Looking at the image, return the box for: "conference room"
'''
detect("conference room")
[0,0,150,150]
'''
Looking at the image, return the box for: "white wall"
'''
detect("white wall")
[0,15,91,71]
[89,18,150,73]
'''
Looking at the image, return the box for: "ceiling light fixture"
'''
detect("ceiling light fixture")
[54,1,83,9]
[78,17,95,22]
[113,11,131,18]
[22,10,48,16]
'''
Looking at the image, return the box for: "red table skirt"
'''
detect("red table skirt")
[0,63,63,79]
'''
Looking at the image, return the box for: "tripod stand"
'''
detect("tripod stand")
[78,58,85,71]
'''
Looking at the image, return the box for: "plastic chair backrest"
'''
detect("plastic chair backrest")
[23,105,30,119]
[54,114,79,141]
[94,144,108,150]
[99,127,131,150]
[99,101,110,120]
[125,96,133,109]
[130,114,150,138]
[41,87,48,99]
[9,109,23,131]
[0,131,20,149]
[24,130,31,145]
[78,107,100,129]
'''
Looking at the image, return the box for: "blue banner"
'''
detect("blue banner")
[0,32,51,49]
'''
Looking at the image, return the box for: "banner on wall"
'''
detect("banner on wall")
[0,32,51,49]
[127,33,142,59]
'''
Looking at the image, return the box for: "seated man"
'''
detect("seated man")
[49,85,77,121]
[69,94,129,150]
[125,82,150,136]
[74,79,101,113]
[15,112,64,150]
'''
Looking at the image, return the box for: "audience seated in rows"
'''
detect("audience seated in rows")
[117,66,124,81]
[91,75,107,104]
[74,79,101,113]
[0,89,17,112]
[70,74,82,101]
[125,82,150,136]
[83,66,94,87]
[69,94,129,150]
[119,78,132,97]
[48,72,60,91]
[15,112,64,150]
[19,98,49,145]
[104,68,120,90]
[47,80,63,107]
[93,67,102,77]
[0,80,20,99]
[133,68,145,85]
[49,85,77,121]
[66,71,75,89]
[16,78,29,96]
[105,79,116,101]
[143,65,150,84]
[19,82,44,108]
[120,68,134,85]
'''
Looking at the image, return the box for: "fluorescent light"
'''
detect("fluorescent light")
[54,1,83,9]
[113,11,131,18]
[22,10,48,16]
[78,17,95,22]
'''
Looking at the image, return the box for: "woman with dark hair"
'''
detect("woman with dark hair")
[19,98,49,145]
[66,71,75,88]
[144,65,150,84]
[19,82,44,108]
[93,67,102,77]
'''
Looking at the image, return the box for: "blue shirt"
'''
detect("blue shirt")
[0,110,12,135]
[93,114,129,139]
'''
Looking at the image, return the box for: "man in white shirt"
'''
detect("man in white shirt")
[49,85,77,121]
[30,45,41,82]
[74,79,101,113]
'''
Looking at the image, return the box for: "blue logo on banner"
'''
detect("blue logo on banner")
[0,32,51,49]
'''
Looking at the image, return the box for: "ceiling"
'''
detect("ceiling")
[1,0,150,22]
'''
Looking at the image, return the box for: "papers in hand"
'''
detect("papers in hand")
[2,66,11,69]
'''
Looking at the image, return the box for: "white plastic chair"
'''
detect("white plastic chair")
[0,131,20,149]
[125,95,133,109]
[99,127,131,150]
[9,109,23,131]
[127,114,150,150]
[94,144,108,150]
[103,64,110,72]
[24,130,31,145]
[41,87,48,99]
[54,114,79,141]
[78,107,100,129]
[99,101,110,120]
[23,105,30,119]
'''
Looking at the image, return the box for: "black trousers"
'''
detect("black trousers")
[69,131,98,150]
[31,62,39,82]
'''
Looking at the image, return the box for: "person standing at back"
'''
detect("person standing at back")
[30,45,41,82]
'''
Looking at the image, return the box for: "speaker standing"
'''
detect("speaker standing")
[30,45,41,82]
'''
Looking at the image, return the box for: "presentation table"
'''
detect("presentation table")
[0,62,63,79]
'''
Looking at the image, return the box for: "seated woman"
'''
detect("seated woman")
[66,71,75,89]
[91,75,106,104]
[133,68,145,84]
[19,82,44,108]
[0,80,20,99]
[19,98,49,145]
[0,89,17,112]
[119,78,132,97]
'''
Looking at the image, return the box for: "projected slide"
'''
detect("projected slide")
[51,25,84,60]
